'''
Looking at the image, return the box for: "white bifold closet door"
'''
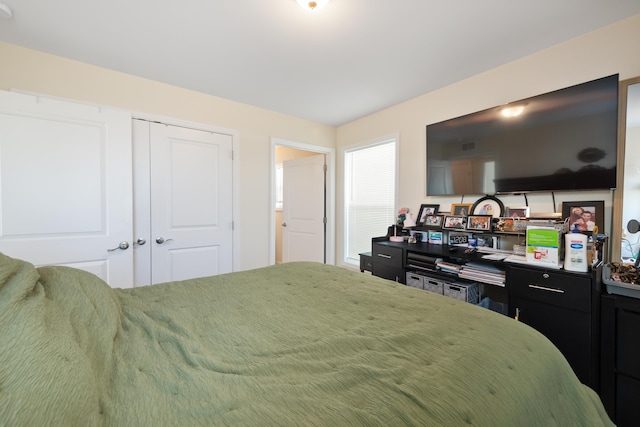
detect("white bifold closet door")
[132,120,233,286]
[0,91,134,286]
[0,91,234,288]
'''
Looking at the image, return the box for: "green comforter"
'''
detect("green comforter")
[0,253,613,426]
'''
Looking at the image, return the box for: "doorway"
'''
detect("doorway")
[270,138,335,265]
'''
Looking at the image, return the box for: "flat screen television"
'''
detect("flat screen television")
[425,74,619,196]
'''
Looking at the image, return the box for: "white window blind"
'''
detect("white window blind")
[344,139,396,264]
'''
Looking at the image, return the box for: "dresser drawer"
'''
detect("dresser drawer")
[509,266,591,312]
[372,265,404,283]
[372,244,404,268]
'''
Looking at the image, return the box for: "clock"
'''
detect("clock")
[449,234,469,245]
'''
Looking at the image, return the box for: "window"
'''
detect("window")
[344,137,397,265]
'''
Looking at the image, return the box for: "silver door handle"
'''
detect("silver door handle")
[107,241,130,251]
[528,284,565,294]
[156,237,174,244]
[134,238,146,246]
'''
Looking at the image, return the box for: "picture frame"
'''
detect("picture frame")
[505,206,530,218]
[443,215,467,230]
[495,217,516,233]
[416,204,440,225]
[466,215,492,231]
[422,214,444,228]
[471,195,504,218]
[562,201,604,233]
[450,203,473,216]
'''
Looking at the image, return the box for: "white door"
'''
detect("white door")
[282,154,326,263]
[0,91,133,287]
[133,121,233,285]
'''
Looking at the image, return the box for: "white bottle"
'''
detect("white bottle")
[564,224,588,272]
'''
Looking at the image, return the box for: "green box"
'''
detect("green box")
[526,226,561,267]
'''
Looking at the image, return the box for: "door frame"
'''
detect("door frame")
[270,137,335,266]
[134,112,240,272]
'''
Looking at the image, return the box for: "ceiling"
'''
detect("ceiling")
[1,1,639,126]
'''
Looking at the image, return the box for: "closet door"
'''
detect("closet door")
[133,120,233,285]
[0,91,133,287]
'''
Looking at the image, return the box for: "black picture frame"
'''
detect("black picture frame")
[416,204,440,225]
[471,195,504,218]
[466,215,492,231]
[422,214,444,228]
[443,215,467,230]
[562,200,604,233]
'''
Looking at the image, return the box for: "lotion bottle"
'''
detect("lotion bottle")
[564,224,588,272]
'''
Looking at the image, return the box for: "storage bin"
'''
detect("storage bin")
[444,281,479,304]
[603,264,640,299]
[405,272,424,290]
[424,277,445,294]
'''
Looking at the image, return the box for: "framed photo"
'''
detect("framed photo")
[495,217,515,232]
[466,215,492,231]
[422,214,444,228]
[471,195,504,218]
[562,201,604,233]
[450,203,473,216]
[505,206,530,218]
[443,215,467,230]
[416,204,440,225]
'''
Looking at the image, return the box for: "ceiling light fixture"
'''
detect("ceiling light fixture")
[0,2,13,19]
[501,105,525,118]
[296,0,330,12]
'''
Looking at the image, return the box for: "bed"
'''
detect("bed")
[0,252,613,426]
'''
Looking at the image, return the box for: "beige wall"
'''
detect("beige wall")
[336,14,640,265]
[0,41,336,271]
[3,13,640,270]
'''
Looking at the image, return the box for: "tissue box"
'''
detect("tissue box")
[428,231,443,245]
[526,226,561,267]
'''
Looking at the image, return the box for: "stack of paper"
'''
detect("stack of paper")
[459,262,506,287]
[437,261,461,274]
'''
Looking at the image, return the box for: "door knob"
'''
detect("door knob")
[156,237,174,244]
[107,241,130,252]
[134,238,146,246]
[282,223,287,227]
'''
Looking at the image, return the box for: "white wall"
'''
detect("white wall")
[0,41,336,271]
[335,14,640,265]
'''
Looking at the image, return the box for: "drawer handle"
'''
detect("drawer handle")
[377,254,392,259]
[528,284,565,294]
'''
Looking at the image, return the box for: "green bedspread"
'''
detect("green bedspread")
[0,253,613,426]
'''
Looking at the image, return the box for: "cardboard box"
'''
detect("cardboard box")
[526,226,561,267]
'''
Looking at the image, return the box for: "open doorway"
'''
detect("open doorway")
[270,138,335,265]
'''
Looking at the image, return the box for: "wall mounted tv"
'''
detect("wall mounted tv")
[425,74,619,196]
